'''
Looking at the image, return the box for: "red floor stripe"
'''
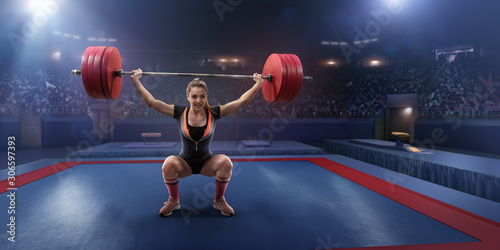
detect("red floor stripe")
[1,161,78,192]
[1,157,499,250]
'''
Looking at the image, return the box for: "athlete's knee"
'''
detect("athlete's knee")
[163,156,182,175]
[218,155,233,172]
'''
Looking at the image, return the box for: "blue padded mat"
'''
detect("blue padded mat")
[121,142,178,148]
[0,160,477,249]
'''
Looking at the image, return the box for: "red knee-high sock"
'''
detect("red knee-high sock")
[164,177,179,201]
[215,175,230,201]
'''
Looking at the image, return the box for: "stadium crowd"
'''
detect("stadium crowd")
[419,57,500,118]
[0,68,89,115]
[1,56,500,118]
[345,56,500,118]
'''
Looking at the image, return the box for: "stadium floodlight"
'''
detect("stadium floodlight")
[386,0,403,8]
[26,0,39,13]
[51,51,61,60]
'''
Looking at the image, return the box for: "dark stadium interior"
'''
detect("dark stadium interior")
[1,1,500,249]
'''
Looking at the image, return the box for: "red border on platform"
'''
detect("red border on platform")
[1,157,499,250]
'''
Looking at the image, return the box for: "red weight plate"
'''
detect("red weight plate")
[281,54,297,103]
[261,54,284,103]
[277,54,290,103]
[286,54,301,103]
[93,46,107,99]
[100,47,113,99]
[81,47,96,99]
[86,46,99,98]
[283,54,299,103]
[288,54,303,102]
[101,47,123,100]
[274,54,289,103]
[87,46,106,99]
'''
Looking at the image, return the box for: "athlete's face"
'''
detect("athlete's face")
[187,87,207,112]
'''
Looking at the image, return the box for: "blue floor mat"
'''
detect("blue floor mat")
[0,160,477,249]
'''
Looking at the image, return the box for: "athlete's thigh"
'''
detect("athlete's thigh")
[163,155,192,178]
[200,154,232,177]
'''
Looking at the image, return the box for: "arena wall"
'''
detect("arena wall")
[41,116,94,147]
[415,118,500,155]
[0,116,22,151]
[9,115,500,155]
[112,117,375,142]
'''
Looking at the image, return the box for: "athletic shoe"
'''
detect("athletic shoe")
[213,196,234,217]
[159,197,180,217]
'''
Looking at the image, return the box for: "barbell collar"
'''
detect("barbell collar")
[302,76,313,82]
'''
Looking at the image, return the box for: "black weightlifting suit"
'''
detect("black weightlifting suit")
[173,105,221,174]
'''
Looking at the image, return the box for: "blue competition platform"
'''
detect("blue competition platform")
[121,142,178,148]
[240,140,271,147]
[349,139,423,152]
[326,139,500,203]
[70,141,323,158]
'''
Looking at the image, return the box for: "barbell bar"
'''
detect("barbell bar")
[71,46,313,102]
[72,69,277,81]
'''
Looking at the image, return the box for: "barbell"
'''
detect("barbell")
[71,46,312,102]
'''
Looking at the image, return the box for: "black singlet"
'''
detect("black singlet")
[173,105,221,174]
